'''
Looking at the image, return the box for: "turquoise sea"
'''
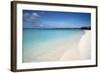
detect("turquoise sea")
[22,29,85,62]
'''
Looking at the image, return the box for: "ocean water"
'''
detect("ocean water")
[22,29,85,62]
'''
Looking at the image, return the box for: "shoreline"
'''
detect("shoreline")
[23,30,91,62]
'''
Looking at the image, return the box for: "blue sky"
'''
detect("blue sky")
[23,10,91,28]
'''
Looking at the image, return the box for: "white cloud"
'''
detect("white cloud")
[29,13,39,20]
[32,12,39,17]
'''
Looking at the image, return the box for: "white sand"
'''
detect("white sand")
[78,30,91,59]
[60,30,91,61]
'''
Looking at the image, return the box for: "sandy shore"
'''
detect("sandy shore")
[60,30,91,61]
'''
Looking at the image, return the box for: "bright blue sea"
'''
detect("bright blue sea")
[23,29,84,50]
[22,29,85,62]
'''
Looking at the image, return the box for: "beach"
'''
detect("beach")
[22,29,91,62]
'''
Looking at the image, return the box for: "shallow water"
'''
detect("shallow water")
[22,29,85,62]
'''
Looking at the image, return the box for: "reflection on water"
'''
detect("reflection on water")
[22,29,86,62]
